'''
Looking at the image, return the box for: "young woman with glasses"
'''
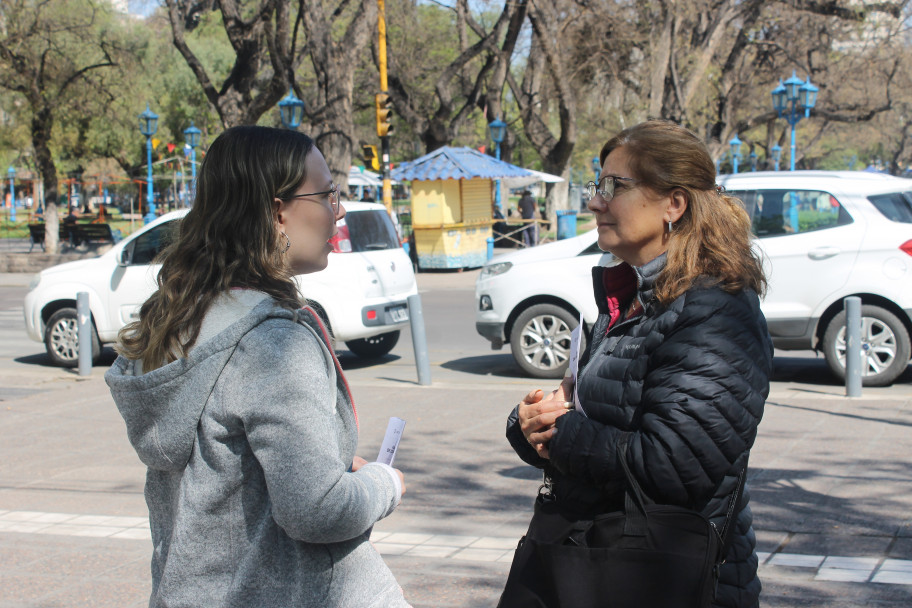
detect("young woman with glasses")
[107,126,410,607]
[501,120,772,608]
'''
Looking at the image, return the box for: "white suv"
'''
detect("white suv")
[24,202,417,366]
[475,171,912,386]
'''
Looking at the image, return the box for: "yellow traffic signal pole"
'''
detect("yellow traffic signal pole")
[377,0,393,216]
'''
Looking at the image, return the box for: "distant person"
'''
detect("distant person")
[517,190,537,247]
[361,188,376,202]
[500,119,773,608]
[106,126,410,608]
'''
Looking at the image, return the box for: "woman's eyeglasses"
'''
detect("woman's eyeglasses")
[283,184,341,214]
[584,175,638,202]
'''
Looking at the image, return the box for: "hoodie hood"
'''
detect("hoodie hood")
[105,298,301,471]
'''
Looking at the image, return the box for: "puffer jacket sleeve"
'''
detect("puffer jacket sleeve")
[548,288,772,509]
[225,319,400,544]
[506,404,550,468]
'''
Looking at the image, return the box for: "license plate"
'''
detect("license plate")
[389,305,409,323]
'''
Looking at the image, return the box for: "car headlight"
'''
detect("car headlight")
[480,261,512,279]
[28,273,41,291]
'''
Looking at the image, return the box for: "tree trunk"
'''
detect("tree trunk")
[32,106,60,254]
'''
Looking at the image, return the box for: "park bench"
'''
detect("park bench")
[27,223,73,252]
[70,223,121,246]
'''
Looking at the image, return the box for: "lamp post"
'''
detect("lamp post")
[772,71,818,171]
[278,89,305,130]
[591,156,600,182]
[183,122,201,204]
[7,166,15,223]
[138,104,159,224]
[771,144,782,171]
[729,135,742,174]
[488,117,507,212]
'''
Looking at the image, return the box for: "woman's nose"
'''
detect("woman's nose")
[586,194,606,213]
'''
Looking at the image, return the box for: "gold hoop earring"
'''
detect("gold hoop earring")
[281,231,291,254]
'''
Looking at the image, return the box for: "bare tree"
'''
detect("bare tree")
[163,0,297,128]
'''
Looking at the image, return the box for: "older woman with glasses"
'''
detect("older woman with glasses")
[107,126,410,608]
[500,119,773,608]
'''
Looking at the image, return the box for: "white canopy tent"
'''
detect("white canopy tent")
[501,168,564,190]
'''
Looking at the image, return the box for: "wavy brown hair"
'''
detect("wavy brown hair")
[117,126,314,369]
[600,119,766,304]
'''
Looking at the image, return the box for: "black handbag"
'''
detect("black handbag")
[497,436,746,608]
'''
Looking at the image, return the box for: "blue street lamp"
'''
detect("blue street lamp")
[772,71,818,171]
[278,89,305,130]
[771,144,782,171]
[183,122,201,203]
[7,166,15,223]
[488,117,507,212]
[591,156,600,182]
[729,135,742,174]
[138,104,159,224]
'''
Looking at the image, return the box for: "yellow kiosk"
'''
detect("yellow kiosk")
[392,147,530,269]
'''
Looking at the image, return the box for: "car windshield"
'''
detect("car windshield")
[345,209,401,251]
[867,191,912,223]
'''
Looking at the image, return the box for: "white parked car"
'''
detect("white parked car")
[24,202,417,366]
[476,171,912,386]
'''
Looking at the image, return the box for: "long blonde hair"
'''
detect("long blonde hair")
[117,126,313,369]
[599,120,766,304]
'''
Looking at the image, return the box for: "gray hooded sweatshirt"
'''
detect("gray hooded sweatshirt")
[106,296,409,607]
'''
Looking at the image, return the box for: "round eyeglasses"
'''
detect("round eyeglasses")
[584,175,638,202]
[282,184,341,214]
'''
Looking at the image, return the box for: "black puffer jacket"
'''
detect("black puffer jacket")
[507,254,773,608]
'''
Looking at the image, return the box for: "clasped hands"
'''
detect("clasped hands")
[518,376,575,459]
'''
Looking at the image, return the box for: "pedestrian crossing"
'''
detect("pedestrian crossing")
[2,509,911,585]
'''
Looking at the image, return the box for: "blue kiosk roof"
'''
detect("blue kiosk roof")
[392,146,532,181]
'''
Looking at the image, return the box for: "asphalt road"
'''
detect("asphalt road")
[1,271,911,607]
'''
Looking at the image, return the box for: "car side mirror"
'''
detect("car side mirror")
[118,242,134,267]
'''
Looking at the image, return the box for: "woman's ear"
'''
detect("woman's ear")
[666,189,688,224]
[274,198,287,230]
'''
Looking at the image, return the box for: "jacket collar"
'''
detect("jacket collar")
[592,252,667,314]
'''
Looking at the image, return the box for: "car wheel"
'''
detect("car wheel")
[822,305,911,387]
[510,304,581,379]
[345,331,401,358]
[44,307,100,368]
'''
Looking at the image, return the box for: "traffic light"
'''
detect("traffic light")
[375,93,393,138]
[362,144,379,171]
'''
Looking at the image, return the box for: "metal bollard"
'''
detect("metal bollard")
[77,291,92,377]
[407,293,432,386]
[486,237,494,261]
[844,296,862,397]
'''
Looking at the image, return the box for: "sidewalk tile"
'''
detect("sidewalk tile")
[383,533,433,545]
[424,534,480,547]
[103,516,149,528]
[29,513,78,524]
[756,551,771,564]
[768,553,825,568]
[871,570,912,585]
[821,556,879,570]
[3,522,51,533]
[469,537,518,550]
[879,559,912,573]
[374,542,415,556]
[451,548,508,562]
[111,528,152,540]
[815,568,872,582]
[68,515,119,526]
[405,545,458,558]
[1,511,45,522]
[370,531,391,542]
